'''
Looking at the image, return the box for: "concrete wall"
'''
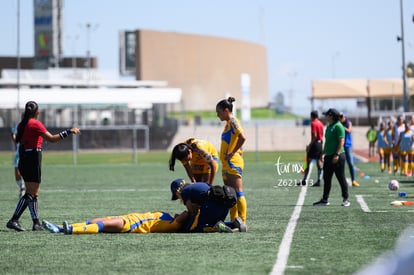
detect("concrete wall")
[169,124,371,152]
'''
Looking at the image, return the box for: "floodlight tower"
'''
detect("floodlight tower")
[398,0,409,112]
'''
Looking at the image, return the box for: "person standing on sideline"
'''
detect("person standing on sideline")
[301,110,324,186]
[397,120,414,176]
[6,101,80,232]
[313,108,350,207]
[393,115,405,173]
[366,124,378,158]
[11,122,25,198]
[384,120,394,174]
[216,97,247,223]
[340,112,359,187]
[376,121,390,172]
[169,138,219,186]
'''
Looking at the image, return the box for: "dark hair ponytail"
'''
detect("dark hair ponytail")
[216,97,236,112]
[169,143,191,171]
[16,101,38,144]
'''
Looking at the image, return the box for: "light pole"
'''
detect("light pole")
[16,0,21,121]
[79,23,99,80]
[398,0,409,112]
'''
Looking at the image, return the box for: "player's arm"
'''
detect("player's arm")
[344,120,352,133]
[174,211,190,224]
[184,200,200,217]
[182,162,196,182]
[226,132,246,160]
[42,127,80,143]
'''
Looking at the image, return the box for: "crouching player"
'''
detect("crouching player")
[170,178,247,233]
[42,211,189,234]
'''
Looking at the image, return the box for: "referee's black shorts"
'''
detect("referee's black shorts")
[308,141,323,159]
[18,150,42,183]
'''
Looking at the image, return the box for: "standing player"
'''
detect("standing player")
[376,121,390,172]
[11,122,25,198]
[397,120,414,176]
[6,101,81,232]
[393,115,406,174]
[216,97,247,223]
[384,120,394,174]
[301,110,324,186]
[42,211,189,234]
[169,138,219,186]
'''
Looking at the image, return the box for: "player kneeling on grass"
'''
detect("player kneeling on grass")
[170,179,247,233]
[42,211,189,234]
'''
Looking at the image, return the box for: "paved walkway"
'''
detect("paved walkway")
[353,149,380,163]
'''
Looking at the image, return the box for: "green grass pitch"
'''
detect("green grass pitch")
[0,151,413,274]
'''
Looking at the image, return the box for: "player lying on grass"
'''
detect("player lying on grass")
[42,210,242,234]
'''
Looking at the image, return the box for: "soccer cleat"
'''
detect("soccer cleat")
[6,219,25,232]
[233,217,247,233]
[313,199,330,206]
[42,220,61,233]
[215,221,234,233]
[32,223,45,231]
[341,200,351,207]
[312,181,321,187]
[352,180,360,187]
[63,221,72,235]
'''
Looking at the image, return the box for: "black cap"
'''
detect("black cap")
[323,108,340,118]
[170,178,185,200]
[310,110,318,118]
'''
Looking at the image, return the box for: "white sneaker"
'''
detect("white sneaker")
[42,220,61,233]
[341,200,351,207]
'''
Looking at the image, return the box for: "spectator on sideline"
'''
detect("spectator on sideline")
[340,112,359,187]
[42,211,189,234]
[384,120,394,174]
[216,97,247,223]
[169,138,219,186]
[11,122,25,198]
[366,124,378,158]
[313,108,350,207]
[6,101,81,232]
[397,120,414,176]
[393,115,405,173]
[377,121,391,173]
[300,110,324,187]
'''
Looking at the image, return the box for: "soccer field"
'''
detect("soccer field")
[0,151,413,274]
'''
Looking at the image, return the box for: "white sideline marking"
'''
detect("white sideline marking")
[356,195,371,212]
[270,185,308,275]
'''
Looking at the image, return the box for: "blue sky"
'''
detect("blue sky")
[1,0,414,115]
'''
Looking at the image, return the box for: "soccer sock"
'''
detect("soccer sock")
[236,192,247,223]
[403,161,408,174]
[380,160,385,171]
[27,194,40,223]
[71,222,104,234]
[11,193,30,220]
[317,167,322,181]
[229,204,238,221]
[16,178,25,190]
